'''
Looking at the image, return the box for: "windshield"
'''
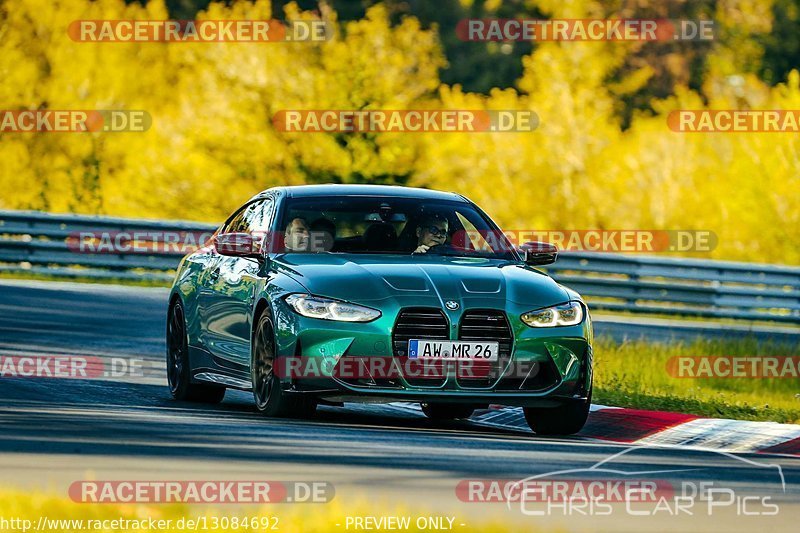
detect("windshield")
[278,196,516,259]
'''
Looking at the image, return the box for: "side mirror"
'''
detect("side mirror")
[215,232,262,259]
[519,241,558,266]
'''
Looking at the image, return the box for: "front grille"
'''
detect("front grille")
[392,308,449,387]
[456,309,513,388]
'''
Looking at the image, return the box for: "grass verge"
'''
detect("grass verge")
[593,336,800,423]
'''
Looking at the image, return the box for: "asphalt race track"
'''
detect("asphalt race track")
[0,279,798,531]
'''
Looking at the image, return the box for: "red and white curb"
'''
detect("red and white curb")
[389,403,800,457]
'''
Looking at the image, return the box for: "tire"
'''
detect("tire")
[523,390,592,435]
[252,312,316,418]
[166,300,225,403]
[421,403,475,420]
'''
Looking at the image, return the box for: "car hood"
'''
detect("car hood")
[272,253,570,309]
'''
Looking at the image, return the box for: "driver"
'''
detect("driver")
[284,217,310,252]
[413,214,449,254]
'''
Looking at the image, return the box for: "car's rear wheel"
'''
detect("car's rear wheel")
[421,403,475,420]
[252,312,316,418]
[166,300,225,403]
[523,390,591,435]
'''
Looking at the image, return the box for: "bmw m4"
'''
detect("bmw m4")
[167,185,593,434]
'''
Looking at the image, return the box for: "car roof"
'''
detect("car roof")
[251,184,466,202]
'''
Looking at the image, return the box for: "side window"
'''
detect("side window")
[245,199,274,233]
[241,199,276,254]
[222,207,249,234]
[221,199,273,234]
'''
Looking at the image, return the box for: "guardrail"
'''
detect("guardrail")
[1,210,798,324]
[0,210,216,283]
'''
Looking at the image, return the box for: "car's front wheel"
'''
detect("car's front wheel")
[166,300,225,403]
[252,312,316,418]
[421,403,475,420]
[523,390,591,435]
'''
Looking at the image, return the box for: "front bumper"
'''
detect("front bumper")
[273,298,593,406]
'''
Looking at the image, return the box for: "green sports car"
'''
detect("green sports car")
[167,185,593,434]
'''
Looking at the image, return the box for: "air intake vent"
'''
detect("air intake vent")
[457,309,513,388]
[392,308,449,387]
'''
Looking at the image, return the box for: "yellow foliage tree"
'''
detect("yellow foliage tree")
[0,0,797,264]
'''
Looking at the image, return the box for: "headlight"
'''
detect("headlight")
[521,302,584,327]
[284,294,381,322]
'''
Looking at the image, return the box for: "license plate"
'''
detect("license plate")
[407,340,499,361]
